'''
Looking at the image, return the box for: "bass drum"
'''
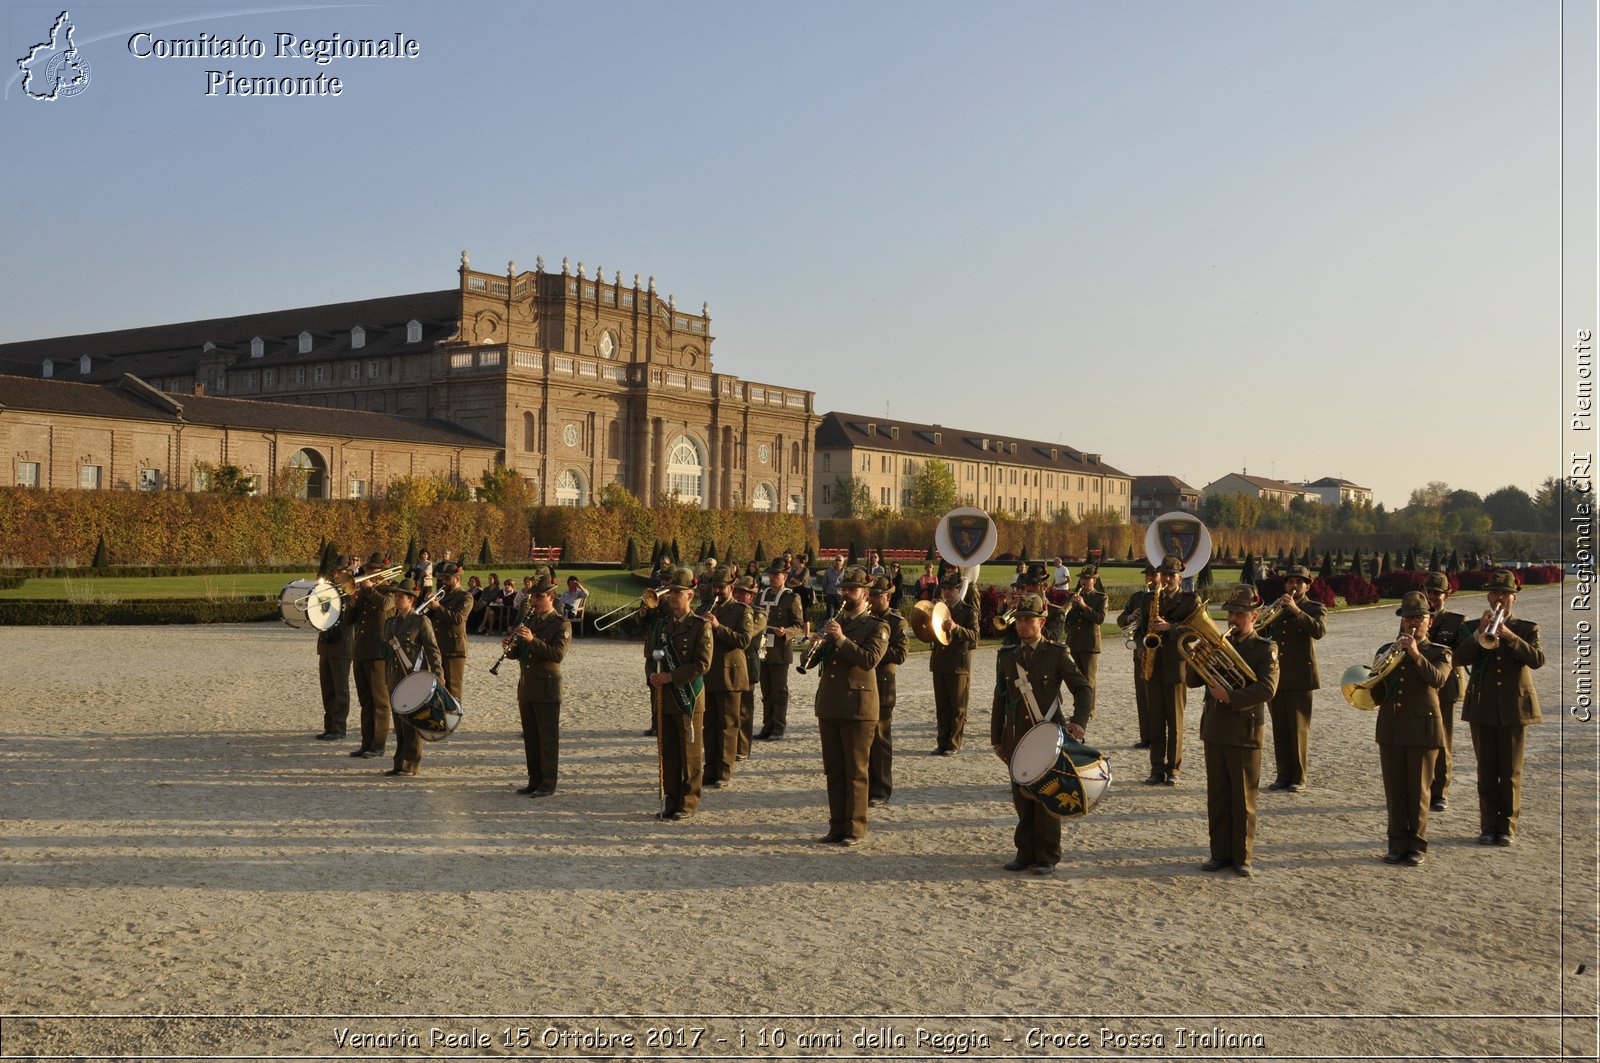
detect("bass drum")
[391,672,464,742]
[279,579,342,631]
[1009,722,1113,818]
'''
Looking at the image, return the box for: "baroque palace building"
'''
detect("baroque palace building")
[0,253,818,512]
[813,412,1133,521]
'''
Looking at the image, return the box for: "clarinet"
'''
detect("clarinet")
[796,605,846,675]
[488,598,533,675]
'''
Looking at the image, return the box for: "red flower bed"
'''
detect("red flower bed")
[1457,565,1565,590]
[1324,572,1380,606]
[1374,571,1430,599]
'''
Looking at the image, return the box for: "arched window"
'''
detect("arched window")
[791,441,801,474]
[523,411,536,452]
[287,448,326,500]
[751,483,774,512]
[554,468,587,507]
[664,435,705,507]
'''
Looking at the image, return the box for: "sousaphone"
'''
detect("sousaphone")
[934,506,998,601]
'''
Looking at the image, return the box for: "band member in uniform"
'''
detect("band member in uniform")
[1455,569,1545,846]
[929,570,980,755]
[647,568,713,820]
[1143,555,1198,785]
[505,574,570,796]
[731,575,766,761]
[1191,584,1279,877]
[1004,562,1065,644]
[812,566,888,845]
[1261,564,1327,793]
[1116,563,1158,750]
[315,554,355,740]
[1374,591,1451,865]
[349,551,395,759]
[428,560,472,703]
[991,593,1094,875]
[756,560,805,740]
[383,578,444,777]
[1422,571,1467,811]
[702,571,755,788]
[867,574,909,807]
[1061,564,1108,691]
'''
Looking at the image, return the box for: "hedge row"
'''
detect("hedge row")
[0,599,280,625]
[0,563,308,579]
[529,499,814,570]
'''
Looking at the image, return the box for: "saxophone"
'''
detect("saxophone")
[1139,584,1163,681]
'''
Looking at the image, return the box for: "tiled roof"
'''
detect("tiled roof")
[1304,476,1369,489]
[814,412,1129,478]
[0,373,496,449]
[0,290,461,383]
[1132,475,1197,493]
[1213,472,1307,494]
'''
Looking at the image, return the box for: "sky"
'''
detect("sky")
[1,0,1590,509]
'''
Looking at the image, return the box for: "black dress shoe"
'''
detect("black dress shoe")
[704,779,725,789]
[1143,773,1164,785]
[868,797,888,808]
[1430,799,1448,812]
[643,727,657,736]
[1029,863,1054,876]
[315,731,337,740]
[515,784,539,795]
[1162,774,1178,787]
[1477,832,1496,846]
[1234,864,1257,878]
[1266,780,1288,791]
[818,833,844,844]
[1403,851,1426,866]
[359,748,383,758]
[1002,858,1029,872]
[348,747,369,758]
[929,747,949,756]
[755,731,774,741]
[1133,740,1151,750]
[530,789,555,798]
[1494,833,1514,847]
[837,836,862,848]
[1382,852,1405,864]
[383,768,416,777]
[1200,858,1233,872]
[1286,783,1306,793]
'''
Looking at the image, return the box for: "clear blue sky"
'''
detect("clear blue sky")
[1,0,1577,508]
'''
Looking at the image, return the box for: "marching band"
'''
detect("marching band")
[279,508,1546,874]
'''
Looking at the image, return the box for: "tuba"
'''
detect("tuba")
[1136,512,1213,682]
[1172,601,1258,691]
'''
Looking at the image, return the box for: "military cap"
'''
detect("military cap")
[387,577,422,598]
[1396,590,1430,617]
[1012,592,1048,618]
[940,570,966,589]
[332,554,351,570]
[711,570,733,588]
[732,575,760,593]
[1220,583,1261,614]
[1079,564,1099,578]
[367,551,385,567]
[867,575,894,596]
[437,560,461,578]
[664,567,698,592]
[1014,562,1050,588]
[1423,571,1451,593]
[1485,569,1521,594]
[840,565,871,589]
[1284,565,1313,583]
[766,559,790,575]
[1157,555,1184,575]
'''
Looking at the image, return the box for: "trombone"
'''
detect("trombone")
[592,588,660,632]
[291,563,402,608]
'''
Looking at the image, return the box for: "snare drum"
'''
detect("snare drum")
[390,672,464,742]
[1008,722,1113,818]
[279,579,343,631]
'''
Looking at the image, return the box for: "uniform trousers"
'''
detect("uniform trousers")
[1148,681,1186,777]
[442,657,465,701]
[932,672,970,751]
[1010,784,1063,865]
[1378,744,1438,855]
[737,687,755,758]
[1268,689,1313,787]
[868,710,894,802]
[318,655,352,735]
[703,690,743,783]
[392,712,423,774]
[758,660,791,736]
[1133,668,1152,745]
[657,691,704,816]
[819,719,874,839]
[1468,721,1526,836]
[1068,648,1098,692]
[1431,699,1457,805]
[352,659,391,751]
[519,698,560,792]
[1203,742,1260,866]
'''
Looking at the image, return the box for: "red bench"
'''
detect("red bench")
[527,546,562,563]
[817,547,928,562]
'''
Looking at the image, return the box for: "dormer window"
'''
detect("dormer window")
[42,359,53,378]
[250,336,264,358]
[298,331,313,354]
[406,319,422,344]
[351,326,366,350]
[79,354,91,375]
[202,341,217,354]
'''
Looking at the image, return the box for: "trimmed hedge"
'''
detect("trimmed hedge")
[0,563,307,579]
[0,599,280,625]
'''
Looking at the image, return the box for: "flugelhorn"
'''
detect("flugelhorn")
[1476,605,1507,650]
[1255,594,1291,632]
[593,588,660,632]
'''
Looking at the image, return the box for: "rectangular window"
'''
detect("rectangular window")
[17,461,39,488]
[821,452,831,471]
[821,484,833,504]
[138,468,160,491]
[1078,476,1085,490]
[880,486,891,505]
[881,455,890,473]
[313,366,327,384]
[79,465,101,490]
[859,453,869,471]
[348,363,360,380]
[367,361,379,378]
[263,369,276,387]
[294,367,306,384]
[349,479,367,499]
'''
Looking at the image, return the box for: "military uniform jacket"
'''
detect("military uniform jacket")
[382,611,443,687]
[990,640,1094,759]
[743,603,767,673]
[316,616,354,660]
[648,614,714,705]
[872,607,909,715]
[929,599,979,674]
[1149,591,1201,684]
[1063,590,1107,656]
[1427,609,1468,707]
[1375,642,1450,747]
[1117,588,1152,638]
[706,599,755,693]
[1261,598,1326,690]
[813,610,888,722]
[1194,632,1279,748]
[507,609,570,702]
[1456,616,1545,725]
[757,588,805,664]
[430,588,473,660]
[349,584,395,662]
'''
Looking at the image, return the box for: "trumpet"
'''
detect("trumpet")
[593,588,660,632]
[1477,605,1507,650]
[415,588,445,615]
[991,607,1017,633]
